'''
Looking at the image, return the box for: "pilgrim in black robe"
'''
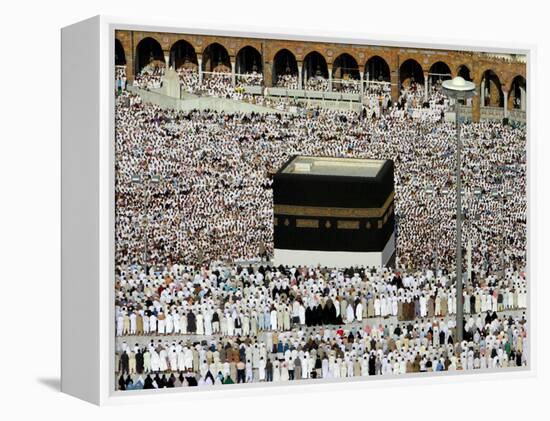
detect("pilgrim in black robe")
[143,374,155,389]
[118,374,126,390]
[119,351,129,374]
[166,374,176,388]
[136,350,144,374]
[154,373,164,388]
[187,311,197,333]
[305,306,313,327]
[368,354,376,376]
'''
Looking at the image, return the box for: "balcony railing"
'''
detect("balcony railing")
[509,109,526,124]
[480,106,504,121]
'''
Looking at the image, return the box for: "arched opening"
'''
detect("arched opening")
[457,65,472,81]
[364,55,391,97]
[303,51,328,91]
[115,39,126,66]
[273,49,298,88]
[202,43,231,73]
[169,40,197,70]
[365,56,390,82]
[135,37,164,74]
[236,46,263,85]
[169,40,198,91]
[236,46,262,74]
[399,58,423,90]
[481,70,504,107]
[332,53,360,92]
[428,61,451,86]
[509,75,526,110]
[115,39,127,91]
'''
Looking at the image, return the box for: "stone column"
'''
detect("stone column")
[328,66,333,91]
[520,86,526,111]
[503,91,508,118]
[424,73,429,101]
[472,83,481,122]
[297,64,303,89]
[480,79,485,107]
[164,51,170,69]
[126,53,135,83]
[231,60,236,86]
[390,71,399,104]
[264,62,272,88]
[359,71,364,99]
[198,57,203,84]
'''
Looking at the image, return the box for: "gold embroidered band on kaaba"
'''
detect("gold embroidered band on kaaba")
[296,218,320,228]
[337,220,360,229]
[274,191,395,218]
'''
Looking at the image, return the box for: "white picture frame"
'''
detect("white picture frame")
[61,15,535,406]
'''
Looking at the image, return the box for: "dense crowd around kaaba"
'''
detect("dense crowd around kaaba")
[114,60,527,390]
[115,86,526,271]
[116,264,526,337]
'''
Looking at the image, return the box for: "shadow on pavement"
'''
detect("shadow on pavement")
[37,377,60,392]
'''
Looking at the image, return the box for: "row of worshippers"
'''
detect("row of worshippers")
[116,310,527,390]
[131,64,264,102]
[116,261,527,336]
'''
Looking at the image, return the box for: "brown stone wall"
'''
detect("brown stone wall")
[115,30,526,121]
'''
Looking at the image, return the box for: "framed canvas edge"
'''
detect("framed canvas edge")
[90,15,536,405]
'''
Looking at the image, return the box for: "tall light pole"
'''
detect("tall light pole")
[442,76,476,343]
[424,186,451,275]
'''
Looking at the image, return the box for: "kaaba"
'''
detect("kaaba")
[273,156,395,268]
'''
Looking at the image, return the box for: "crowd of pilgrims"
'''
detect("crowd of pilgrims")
[304,75,330,91]
[130,64,264,100]
[118,64,473,121]
[120,64,399,105]
[116,309,527,390]
[116,264,527,338]
[114,64,527,390]
[115,87,526,272]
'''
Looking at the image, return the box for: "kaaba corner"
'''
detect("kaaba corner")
[273,156,396,268]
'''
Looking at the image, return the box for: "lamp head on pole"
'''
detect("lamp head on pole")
[442,76,476,99]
